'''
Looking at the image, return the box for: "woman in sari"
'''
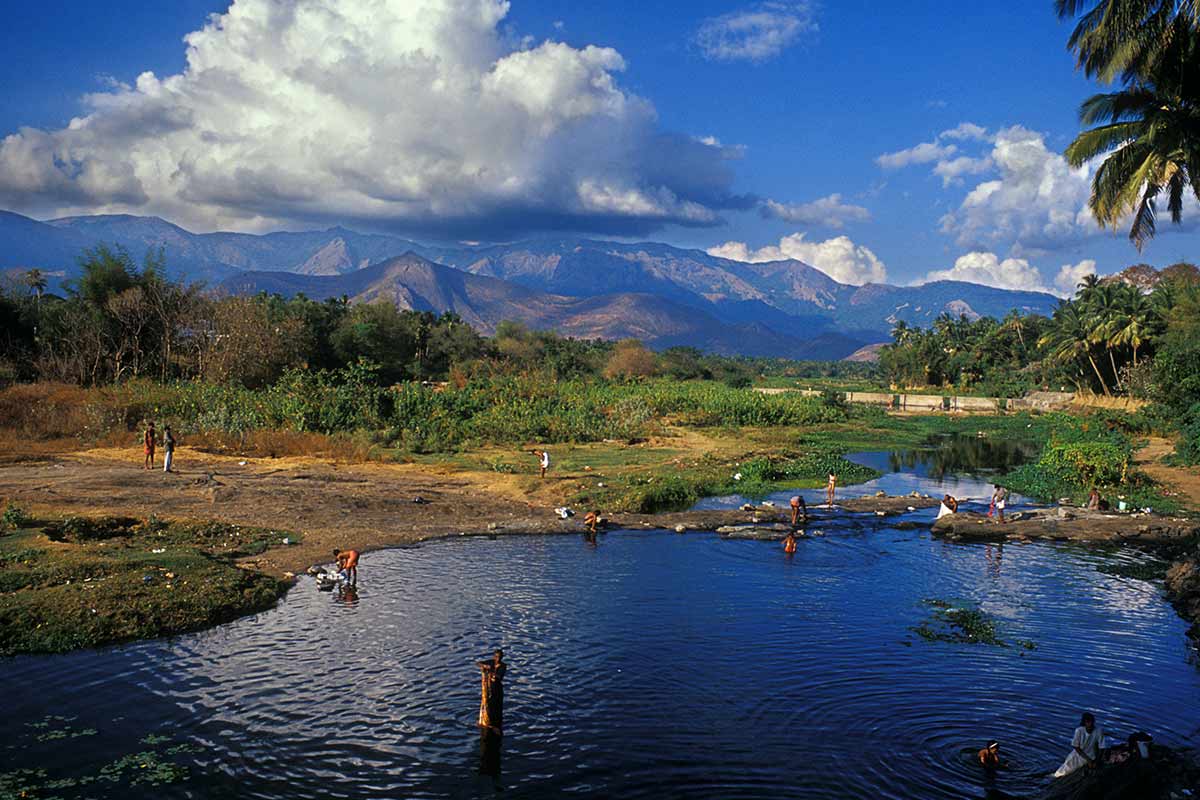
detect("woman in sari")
[477,649,507,734]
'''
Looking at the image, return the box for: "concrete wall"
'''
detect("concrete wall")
[753,386,1082,414]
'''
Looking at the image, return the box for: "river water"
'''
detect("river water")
[3,441,1197,799]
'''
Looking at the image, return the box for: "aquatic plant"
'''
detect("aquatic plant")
[911,599,1033,649]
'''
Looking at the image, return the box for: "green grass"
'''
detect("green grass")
[0,517,298,655]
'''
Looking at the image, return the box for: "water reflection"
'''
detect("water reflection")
[853,433,1041,481]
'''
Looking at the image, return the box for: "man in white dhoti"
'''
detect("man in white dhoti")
[1053,712,1104,778]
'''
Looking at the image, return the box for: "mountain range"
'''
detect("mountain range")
[0,209,1061,359]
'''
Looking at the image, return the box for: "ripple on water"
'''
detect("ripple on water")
[2,519,1198,800]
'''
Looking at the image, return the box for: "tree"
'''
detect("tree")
[23,269,46,306]
[1061,6,1200,248]
[603,339,658,380]
[1039,301,1111,395]
[1055,0,1199,83]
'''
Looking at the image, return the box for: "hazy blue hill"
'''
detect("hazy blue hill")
[0,209,1063,357]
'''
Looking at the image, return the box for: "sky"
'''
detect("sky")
[1,0,1197,294]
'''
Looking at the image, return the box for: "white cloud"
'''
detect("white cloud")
[1054,259,1096,296]
[876,140,958,170]
[695,2,817,63]
[0,0,749,236]
[919,251,1054,293]
[937,126,1099,254]
[933,155,993,187]
[939,122,990,142]
[760,194,870,228]
[708,232,887,285]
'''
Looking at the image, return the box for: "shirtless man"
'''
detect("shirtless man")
[826,473,837,506]
[333,548,360,585]
[783,531,798,554]
[143,422,156,470]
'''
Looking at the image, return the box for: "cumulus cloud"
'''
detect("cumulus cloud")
[707,232,887,285]
[876,141,957,170]
[933,155,993,187]
[760,193,870,228]
[919,251,1054,294]
[695,2,817,63]
[1055,259,1096,296]
[0,0,752,236]
[938,126,1099,254]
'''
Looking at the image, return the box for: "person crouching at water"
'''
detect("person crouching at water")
[143,421,156,470]
[163,425,176,473]
[1053,712,1104,778]
[789,495,807,526]
[937,494,959,519]
[783,531,797,554]
[978,740,1002,769]
[477,649,507,735]
[584,510,602,535]
[333,548,359,585]
[826,473,837,506]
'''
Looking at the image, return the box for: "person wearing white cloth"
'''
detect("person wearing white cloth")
[1053,712,1105,778]
[936,494,959,519]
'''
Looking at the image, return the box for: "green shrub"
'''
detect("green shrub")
[2,502,31,530]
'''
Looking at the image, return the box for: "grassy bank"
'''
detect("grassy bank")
[0,511,296,656]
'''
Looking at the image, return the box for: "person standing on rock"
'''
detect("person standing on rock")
[826,473,838,506]
[142,422,156,470]
[163,425,176,473]
[992,485,1009,523]
[477,649,507,735]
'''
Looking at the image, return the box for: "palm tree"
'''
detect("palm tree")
[1039,301,1112,395]
[1062,12,1200,249]
[1082,283,1127,387]
[23,269,46,305]
[1110,284,1153,366]
[1055,0,1198,83]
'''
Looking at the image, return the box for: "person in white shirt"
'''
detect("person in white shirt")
[531,449,550,478]
[1053,712,1104,778]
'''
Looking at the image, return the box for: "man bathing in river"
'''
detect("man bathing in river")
[783,530,797,554]
[333,548,359,585]
[585,510,602,535]
[789,495,807,527]
[477,649,507,735]
[142,421,156,470]
[978,740,1002,769]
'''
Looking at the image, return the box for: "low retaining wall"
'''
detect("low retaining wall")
[753,386,1088,414]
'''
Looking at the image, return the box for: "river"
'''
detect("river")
[2,439,1197,799]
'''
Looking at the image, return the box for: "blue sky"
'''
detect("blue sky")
[1,0,1196,292]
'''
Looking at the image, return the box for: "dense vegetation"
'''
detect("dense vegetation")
[879,267,1200,463]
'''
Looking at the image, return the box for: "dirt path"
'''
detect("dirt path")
[0,447,546,577]
[1136,437,1200,511]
